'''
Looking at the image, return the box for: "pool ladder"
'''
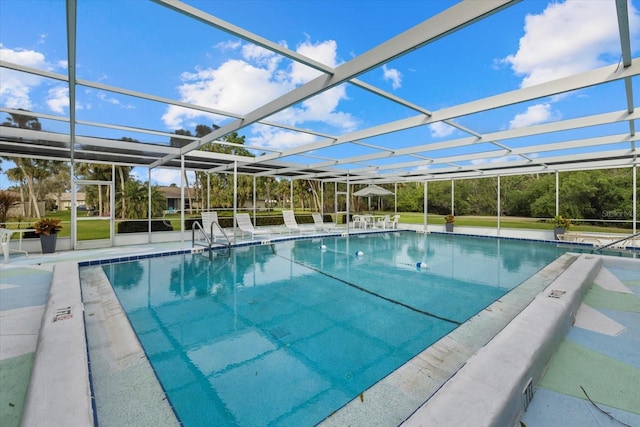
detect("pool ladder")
[192,221,231,260]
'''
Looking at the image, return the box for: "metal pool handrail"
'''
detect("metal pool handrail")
[591,231,640,253]
[192,220,231,260]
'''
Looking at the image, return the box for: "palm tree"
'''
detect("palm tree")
[75,163,113,215]
[1,110,55,217]
[0,190,19,226]
[193,126,254,210]
[117,181,166,218]
[170,129,194,213]
[5,167,26,216]
[117,138,136,218]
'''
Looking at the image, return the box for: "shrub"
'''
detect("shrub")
[117,220,173,233]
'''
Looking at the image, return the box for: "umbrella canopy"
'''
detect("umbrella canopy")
[353,184,393,197]
[353,184,394,213]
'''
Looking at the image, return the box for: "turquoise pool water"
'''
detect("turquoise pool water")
[103,232,570,426]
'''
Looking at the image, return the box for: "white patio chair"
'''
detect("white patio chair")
[282,210,314,233]
[389,214,400,229]
[376,214,390,229]
[236,213,271,240]
[312,213,340,231]
[1,229,11,263]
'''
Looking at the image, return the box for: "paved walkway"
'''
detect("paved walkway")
[521,258,640,426]
[0,264,52,427]
[0,243,185,426]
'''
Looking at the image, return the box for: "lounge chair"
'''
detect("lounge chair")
[312,213,340,231]
[236,213,271,240]
[200,211,228,243]
[282,210,314,233]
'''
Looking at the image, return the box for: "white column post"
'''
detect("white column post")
[497,175,501,237]
[424,181,428,231]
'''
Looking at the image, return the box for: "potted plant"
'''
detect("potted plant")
[551,215,571,240]
[444,214,455,232]
[33,217,63,253]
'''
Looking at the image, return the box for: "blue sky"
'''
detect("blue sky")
[1,0,639,187]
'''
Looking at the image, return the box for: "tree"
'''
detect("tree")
[186,125,254,209]
[0,190,19,226]
[307,180,322,212]
[256,176,278,211]
[117,138,135,218]
[1,110,42,130]
[1,110,64,217]
[396,182,423,212]
[4,167,26,216]
[117,180,166,218]
[170,129,195,213]
[75,163,113,215]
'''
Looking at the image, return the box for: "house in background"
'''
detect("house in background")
[49,192,87,210]
[158,186,191,211]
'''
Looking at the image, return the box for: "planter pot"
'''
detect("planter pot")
[553,227,565,240]
[40,233,57,254]
[445,223,454,232]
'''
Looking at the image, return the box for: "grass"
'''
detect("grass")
[3,209,633,240]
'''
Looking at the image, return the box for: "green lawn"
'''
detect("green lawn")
[4,210,632,241]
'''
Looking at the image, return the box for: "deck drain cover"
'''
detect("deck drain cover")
[548,289,566,299]
[53,306,73,322]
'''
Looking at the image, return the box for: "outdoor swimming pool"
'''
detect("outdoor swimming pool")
[103,231,571,426]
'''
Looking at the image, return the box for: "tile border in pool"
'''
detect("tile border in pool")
[77,229,403,267]
[429,231,640,253]
[77,230,639,269]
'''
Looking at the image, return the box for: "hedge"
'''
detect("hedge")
[117,220,173,233]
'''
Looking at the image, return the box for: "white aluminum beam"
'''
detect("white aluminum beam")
[151,0,516,167]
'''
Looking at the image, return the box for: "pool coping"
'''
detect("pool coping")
[20,262,94,427]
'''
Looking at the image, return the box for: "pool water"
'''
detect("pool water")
[103,232,569,426]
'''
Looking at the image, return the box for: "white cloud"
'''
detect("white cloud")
[382,64,402,89]
[241,44,281,71]
[247,123,319,150]
[508,103,557,129]
[290,39,338,84]
[148,168,195,186]
[502,1,639,87]
[214,40,241,52]
[46,86,69,113]
[471,154,525,165]
[161,58,287,128]
[162,38,357,148]
[96,91,134,109]
[0,44,50,110]
[429,121,456,138]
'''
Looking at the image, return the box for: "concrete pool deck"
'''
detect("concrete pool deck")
[1,233,639,426]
